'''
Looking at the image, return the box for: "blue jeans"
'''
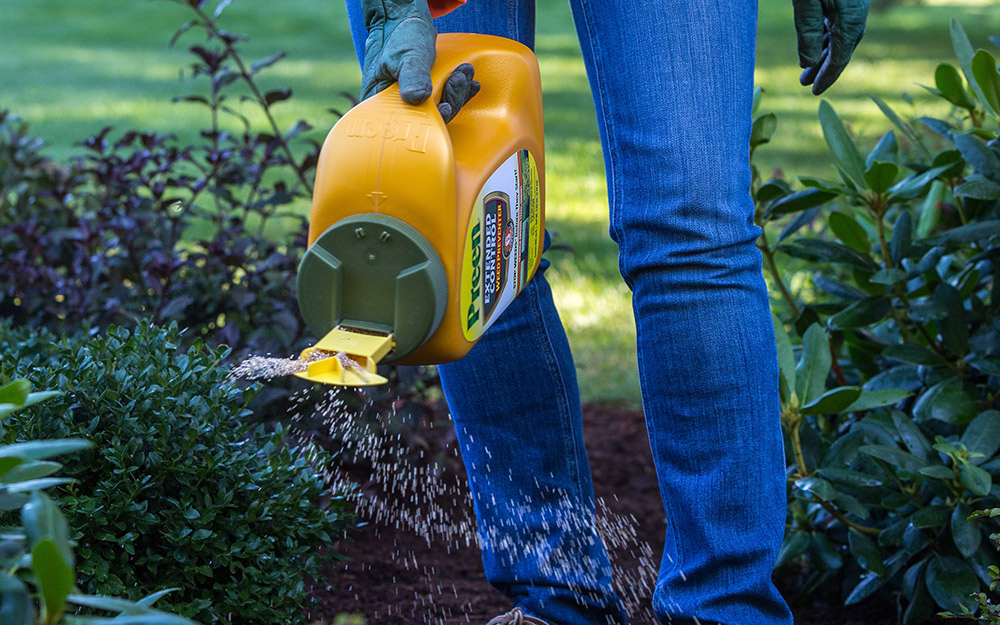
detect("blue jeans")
[346,1,792,623]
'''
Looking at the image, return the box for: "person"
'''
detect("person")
[342,0,868,623]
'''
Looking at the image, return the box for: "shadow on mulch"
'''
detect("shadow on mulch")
[311,405,947,625]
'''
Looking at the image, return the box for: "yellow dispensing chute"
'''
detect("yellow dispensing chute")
[295,33,545,386]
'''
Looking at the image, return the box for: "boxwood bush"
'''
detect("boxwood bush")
[0,321,352,625]
[754,20,1000,623]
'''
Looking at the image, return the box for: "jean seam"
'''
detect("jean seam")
[528,280,586,502]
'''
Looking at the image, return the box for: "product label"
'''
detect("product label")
[461,149,541,341]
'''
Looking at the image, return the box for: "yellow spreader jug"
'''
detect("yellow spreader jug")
[295,33,545,386]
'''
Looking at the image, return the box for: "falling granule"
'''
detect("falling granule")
[227,350,365,381]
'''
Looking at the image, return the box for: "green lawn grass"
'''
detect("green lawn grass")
[2,0,998,407]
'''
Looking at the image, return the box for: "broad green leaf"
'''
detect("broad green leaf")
[934,63,976,109]
[969,356,1000,376]
[4,478,72,493]
[952,133,1000,182]
[922,219,1000,245]
[801,386,862,416]
[860,444,926,474]
[772,314,796,405]
[766,188,836,216]
[958,459,991,496]
[960,410,1000,465]
[912,506,949,528]
[33,539,73,625]
[869,268,907,285]
[136,589,179,607]
[916,181,947,238]
[845,572,886,605]
[21,492,72,567]
[951,19,992,113]
[0,380,30,407]
[0,457,25,479]
[812,533,844,570]
[934,283,969,356]
[849,529,886,576]
[892,409,932,461]
[776,532,810,567]
[104,613,199,625]
[818,467,883,488]
[1,461,62,484]
[887,165,952,199]
[795,324,831,405]
[870,95,931,160]
[67,594,148,614]
[750,112,777,149]
[0,439,92,461]
[756,179,793,203]
[971,49,1000,116]
[777,206,823,242]
[866,131,898,169]
[823,431,865,467]
[951,505,981,558]
[889,211,912,266]
[0,574,32,625]
[829,212,870,254]
[836,492,871,519]
[926,555,978,613]
[841,389,911,413]
[918,465,955,480]
[777,239,879,270]
[794,476,837,502]
[883,343,947,367]
[827,297,891,330]
[819,101,867,187]
[955,176,1000,199]
[913,378,979,425]
[864,161,899,194]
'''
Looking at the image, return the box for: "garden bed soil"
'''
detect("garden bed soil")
[313,405,946,625]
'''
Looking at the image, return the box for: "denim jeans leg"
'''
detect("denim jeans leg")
[564,0,794,623]
[344,1,627,623]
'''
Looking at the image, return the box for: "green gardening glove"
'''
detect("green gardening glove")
[791,0,869,95]
[361,0,479,122]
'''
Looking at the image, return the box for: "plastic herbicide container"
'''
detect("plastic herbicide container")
[295,33,545,386]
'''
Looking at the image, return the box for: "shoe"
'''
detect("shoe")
[486,607,551,625]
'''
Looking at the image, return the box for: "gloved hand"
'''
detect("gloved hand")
[791,0,869,95]
[360,0,480,122]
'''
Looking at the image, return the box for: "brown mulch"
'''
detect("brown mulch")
[311,405,944,625]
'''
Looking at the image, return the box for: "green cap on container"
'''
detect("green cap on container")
[297,214,448,362]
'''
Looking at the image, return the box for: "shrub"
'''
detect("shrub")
[0,322,352,625]
[754,20,1000,622]
[0,379,198,625]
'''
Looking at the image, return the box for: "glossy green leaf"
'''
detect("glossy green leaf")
[0,457,25,479]
[971,49,1000,115]
[756,179,793,203]
[934,283,969,356]
[812,533,844,570]
[870,95,932,160]
[776,532,810,567]
[841,389,911,413]
[829,212,870,253]
[0,440,92,461]
[869,268,907,285]
[773,314,796,405]
[801,386,861,415]
[860,445,926,474]
[918,465,955,480]
[819,100,867,187]
[952,132,1000,182]
[911,506,949,528]
[951,505,981,558]
[889,211,912,265]
[958,460,991,496]
[1,460,62,484]
[866,131,898,168]
[795,324,831,406]
[845,572,886,605]
[777,239,879,270]
[849,529,886,576]
[955,176,1000,199]
[883,343,947,367]
[0,380,30,407]
[922,219,1000,245]
[934,63,976,109]
[827,297,891,330]
[750,112,777,149]
[21,492,72,567]
[864,161,899,194]
[67,594,148,614]
[951,19,992,112]
[33,539,73,625]
[794,476,837,502]
[766,188,837,216]
[892,409,932,461]
[818,467,883,488]
[960,410,1000,465]
[887,165,952,199]
[926,555,979,613]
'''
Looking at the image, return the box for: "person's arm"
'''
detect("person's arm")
[360,0,479,122]
[791,0,869,95]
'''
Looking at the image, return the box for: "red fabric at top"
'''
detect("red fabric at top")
[428,0,465,17]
